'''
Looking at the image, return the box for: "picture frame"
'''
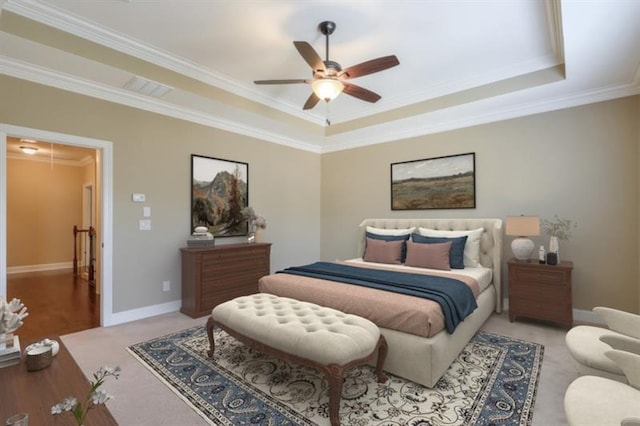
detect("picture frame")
[391,152,476,210]
[191,154,249,237]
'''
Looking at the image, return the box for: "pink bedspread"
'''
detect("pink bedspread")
[258,261,480,338]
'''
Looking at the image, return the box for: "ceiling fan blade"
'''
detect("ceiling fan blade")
[339,55,400,79]
[293,41,325,72]
[254,79,310,85]
[303,92,320,110]
[342,82,381,103]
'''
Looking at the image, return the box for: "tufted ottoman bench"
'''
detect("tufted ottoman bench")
[206,293,387,426]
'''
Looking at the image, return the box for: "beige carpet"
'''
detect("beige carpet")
[61,311,580,425]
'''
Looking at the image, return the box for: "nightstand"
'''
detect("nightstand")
[508,258,573,328]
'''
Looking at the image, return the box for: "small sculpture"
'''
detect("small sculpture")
[0,297,29,335]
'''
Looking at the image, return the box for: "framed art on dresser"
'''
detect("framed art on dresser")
[391,152,476,210]
[191,154,249,237]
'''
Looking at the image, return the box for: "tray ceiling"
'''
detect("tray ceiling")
[1,0,639,153]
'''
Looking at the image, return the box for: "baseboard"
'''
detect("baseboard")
[105,300,182,327]
[501,298,605,326]
[7,262,73,274]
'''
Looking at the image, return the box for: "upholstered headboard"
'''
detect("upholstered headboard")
[357,218,503,313]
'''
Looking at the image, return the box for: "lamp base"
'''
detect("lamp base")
[511,237,534,261]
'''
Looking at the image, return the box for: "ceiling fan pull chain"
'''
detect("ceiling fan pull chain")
[325,102,332,126]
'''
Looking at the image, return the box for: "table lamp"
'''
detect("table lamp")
[506,215,540,261]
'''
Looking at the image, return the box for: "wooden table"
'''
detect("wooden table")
[0,337,117,425]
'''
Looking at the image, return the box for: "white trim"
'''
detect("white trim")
[0,56,322,154]
[7,262,73,274]
[0,124,114,327]
[1,0,321,126]
[106,300,181,327]
[321,81,640,153]
[0,130,6,299]
[6,152,93,167]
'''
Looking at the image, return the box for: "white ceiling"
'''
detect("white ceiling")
[1,0,639,154]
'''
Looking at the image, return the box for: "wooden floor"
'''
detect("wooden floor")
[6,269,100,343]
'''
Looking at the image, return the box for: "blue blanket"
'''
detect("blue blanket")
[278,262,477,333]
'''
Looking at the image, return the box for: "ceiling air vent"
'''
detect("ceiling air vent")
[124,76,173,98]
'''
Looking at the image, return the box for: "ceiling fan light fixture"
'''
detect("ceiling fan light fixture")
[20,146,38,155]
[312,78,344,102]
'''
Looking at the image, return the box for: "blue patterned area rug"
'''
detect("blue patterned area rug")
[127,326,543,425]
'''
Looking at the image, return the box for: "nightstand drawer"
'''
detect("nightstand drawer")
[510,282,570,304]
[511,268,569,285]
[510,300,572,325]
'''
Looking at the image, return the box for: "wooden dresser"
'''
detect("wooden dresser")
[180,243,271,318]
[508,258,573,328]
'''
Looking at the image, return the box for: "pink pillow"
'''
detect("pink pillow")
[363,238,403,264]
[405,241,452,270]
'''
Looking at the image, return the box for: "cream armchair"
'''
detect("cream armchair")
[565,307,640,382]
[564,336,640,426]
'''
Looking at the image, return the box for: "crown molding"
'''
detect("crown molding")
[2,0,326,126]
[0,56,322,154]
[3,54,638,155]
[321,81,640,153]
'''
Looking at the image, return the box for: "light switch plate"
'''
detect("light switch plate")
[143,206,151,217]
[139,219,151,230]
[132,193,146,202]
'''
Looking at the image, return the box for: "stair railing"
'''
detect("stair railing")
[73,225,95,284]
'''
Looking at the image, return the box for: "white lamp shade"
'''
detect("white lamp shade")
[311,78,344,101]
[505,216,540,237]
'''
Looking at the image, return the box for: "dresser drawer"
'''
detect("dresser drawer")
[180,243,272,318]
[511,268,568,286]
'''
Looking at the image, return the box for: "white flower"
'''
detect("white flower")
[90,390,113,405]
[52,365,119,425]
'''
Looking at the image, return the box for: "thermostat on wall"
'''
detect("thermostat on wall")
[132,193,146,202]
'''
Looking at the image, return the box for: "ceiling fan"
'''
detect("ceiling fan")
[254,21,400,110]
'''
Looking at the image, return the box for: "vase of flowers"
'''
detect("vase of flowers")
[52,365,120,425]
[541,215,576,262]
[241,206,267,243]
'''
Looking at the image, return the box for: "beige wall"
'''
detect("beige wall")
[1,76,321,313]
[321,96,640,313]
[7,157,84,266]
[2,75,638,315]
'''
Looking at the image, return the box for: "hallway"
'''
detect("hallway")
[7,269,99,343]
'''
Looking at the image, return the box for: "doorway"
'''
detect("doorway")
[0,124,114,331]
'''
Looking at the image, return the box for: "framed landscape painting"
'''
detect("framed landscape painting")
[391,152,476,210]
[191,154,248,237]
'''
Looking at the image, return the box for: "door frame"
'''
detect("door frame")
[0,124,114,326]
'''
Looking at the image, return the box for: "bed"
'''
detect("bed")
[258,218,503,388]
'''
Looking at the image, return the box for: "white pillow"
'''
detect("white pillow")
[417,227,484,267]
[366,226,414,236]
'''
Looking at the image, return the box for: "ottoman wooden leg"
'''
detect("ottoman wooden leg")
[376,335,388,383]
[206,316,215,357]
[326,364,345,426]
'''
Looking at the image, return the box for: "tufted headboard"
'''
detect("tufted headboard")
[357,218,503,313]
